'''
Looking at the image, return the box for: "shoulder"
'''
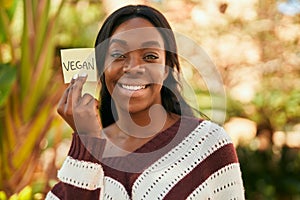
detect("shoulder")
[179,116,229,136]
[189,118,231,141]
[182,119,237,158]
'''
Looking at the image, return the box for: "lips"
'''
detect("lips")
[118,83,150,91]
[120,84,146,91]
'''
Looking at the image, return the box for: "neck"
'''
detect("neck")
[116,104,170,139]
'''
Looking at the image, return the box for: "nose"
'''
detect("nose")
[123,53,145,74]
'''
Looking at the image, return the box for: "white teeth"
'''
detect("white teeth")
[121,84,146,91]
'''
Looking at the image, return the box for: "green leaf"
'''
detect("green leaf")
[0,191,7,200]
[5,0,18,20]
[18,186,32,200]
[0,9,7,43]
[0,0,18,43]
[0,63,16,107]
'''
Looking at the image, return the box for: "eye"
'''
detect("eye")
[110,52,126,60]
[143,54,159,61]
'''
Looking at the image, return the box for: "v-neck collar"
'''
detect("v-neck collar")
[101,116,201,173]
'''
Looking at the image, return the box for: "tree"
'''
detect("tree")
[0,0,65,195]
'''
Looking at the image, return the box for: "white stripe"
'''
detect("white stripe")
[103,177,130,200]
[210,163,244,199]
[187,163,244,199]
[45,191,60,200]
[132,120,232,199]
[58,156,104,190]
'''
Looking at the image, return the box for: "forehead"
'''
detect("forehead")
[110,18,164,49]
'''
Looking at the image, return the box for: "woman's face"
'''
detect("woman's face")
[104,17,168,114]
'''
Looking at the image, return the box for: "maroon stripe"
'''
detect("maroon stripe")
[163,143,238,200]
[52,182,101,200]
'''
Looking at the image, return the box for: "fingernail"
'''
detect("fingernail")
[73,73,78,79]
[79,72,88,77]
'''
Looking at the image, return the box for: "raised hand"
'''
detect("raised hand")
[57,73,102,137]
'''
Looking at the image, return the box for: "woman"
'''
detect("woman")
[47,5,244,200]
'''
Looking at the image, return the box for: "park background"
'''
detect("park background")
[0,0,300,199]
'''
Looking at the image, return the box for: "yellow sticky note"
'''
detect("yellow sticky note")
[60,48,97,83]
[82,81,101,100]
[60,48,100,99]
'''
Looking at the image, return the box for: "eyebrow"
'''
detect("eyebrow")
[109,39,127,46]
[141,41,161,48]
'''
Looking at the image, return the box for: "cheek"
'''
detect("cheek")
[149,66,167,85]
[104,63,122,81]
[104,55,123,75]
[103,68,116,94]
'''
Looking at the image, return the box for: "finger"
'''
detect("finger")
[72,73,88,106]
[57,84,75,115]
[65,85,73,115]
[58,74,77,106]
[60,74,78,112]
[57,88,69,111]
[81,93,94,105]
[66,74,79,103]
[58,85,70,106]
[70,74,77,84]
[85,97,102,124]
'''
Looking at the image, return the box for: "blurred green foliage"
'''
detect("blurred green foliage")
[0,0,66,196]
[0,64,16,107]
[238,146,300,199]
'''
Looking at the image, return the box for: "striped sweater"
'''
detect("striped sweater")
[46,117,245,199]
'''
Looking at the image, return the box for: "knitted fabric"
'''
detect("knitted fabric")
[46,116,245,199]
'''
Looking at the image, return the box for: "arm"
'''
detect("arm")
[208,143,245,199]
[187,123,245,199]
[197,124,244,199]
[46,73,105,199]
[203,125,245,199]
[46,134,106,200]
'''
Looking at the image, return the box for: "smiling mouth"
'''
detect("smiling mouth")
[119,83,148,91]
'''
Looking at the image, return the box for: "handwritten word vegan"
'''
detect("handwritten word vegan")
[63,58,95,71]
